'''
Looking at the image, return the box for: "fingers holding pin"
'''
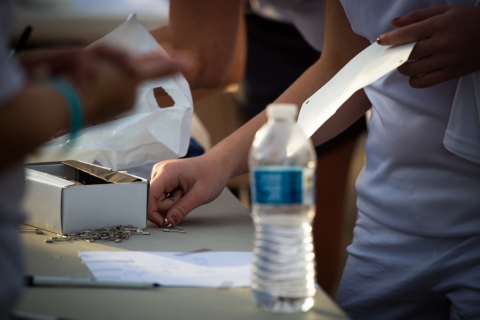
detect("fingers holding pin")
[166,192,175,203]
[155,189,183,217]
[153,189,185,230]
[163,217,185,233]
[165,189,183,204]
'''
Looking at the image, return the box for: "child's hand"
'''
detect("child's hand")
[21,45,192,125]
[21,46,136,85]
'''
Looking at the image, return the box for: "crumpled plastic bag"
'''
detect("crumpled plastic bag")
[29,14,193,176]
[444,71,480,164]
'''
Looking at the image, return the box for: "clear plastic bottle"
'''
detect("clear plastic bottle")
[249,103,317,312]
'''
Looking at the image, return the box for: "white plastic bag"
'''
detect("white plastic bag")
[30,14,193,176]
[444,71,480,164]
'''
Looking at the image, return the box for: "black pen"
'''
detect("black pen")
[25,275,160,289]
[10,310,72,320]
[9,25,33,59]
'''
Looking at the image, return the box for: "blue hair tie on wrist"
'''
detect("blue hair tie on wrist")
[48,77,83,148]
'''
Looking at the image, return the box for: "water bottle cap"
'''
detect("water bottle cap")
[266,103,298,119]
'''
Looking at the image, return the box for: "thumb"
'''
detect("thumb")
[165,190,203,226]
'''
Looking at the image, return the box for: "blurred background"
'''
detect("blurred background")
[13,0,169,46]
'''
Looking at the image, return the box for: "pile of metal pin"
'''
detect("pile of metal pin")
[18,220,186,243]
[41,225,150,244]
[163,217,186,234]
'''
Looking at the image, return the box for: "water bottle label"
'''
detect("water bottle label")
[252,166,315,204]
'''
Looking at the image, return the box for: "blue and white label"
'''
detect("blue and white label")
[252,166,315,204]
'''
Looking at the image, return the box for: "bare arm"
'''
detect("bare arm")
[150,0,244,89]
[149,0,372,226]
[206,0,371,178]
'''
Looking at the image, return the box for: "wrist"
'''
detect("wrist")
[205,143,246,182]
[46,77,84,144]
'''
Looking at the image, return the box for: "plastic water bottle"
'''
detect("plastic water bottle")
[249,103,317,312]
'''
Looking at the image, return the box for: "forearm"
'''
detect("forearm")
[275,64,370,147]
[207,59,368,178]
[215,60,342,178]
[207,0,372,179]
[150,0,243,89]
[0,84,69,170]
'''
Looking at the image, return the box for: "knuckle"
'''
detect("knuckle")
[431,16,447,31]
[407,10,421,21]
[152,161,168,173]
[159,160,177,172]
[424,59,437,72]
[174,204,189,219]
[433,37,450,51]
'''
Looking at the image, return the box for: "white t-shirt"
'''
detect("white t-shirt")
[340,0,480,236]
[0,0,27,317]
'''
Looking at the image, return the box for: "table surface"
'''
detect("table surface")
[14,188,348,320]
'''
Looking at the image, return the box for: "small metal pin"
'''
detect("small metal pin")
[77,235,93,240]
[50,237,71,241]
[163,229,186,234]
[17,228,44,234]
[130,231,150,235]
[164,217,184,231]
[164,218,170,227]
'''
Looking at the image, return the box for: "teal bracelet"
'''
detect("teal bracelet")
[48,77,83,147]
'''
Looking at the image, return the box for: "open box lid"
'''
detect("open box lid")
[61,160,146,184]
[25,160,148,187]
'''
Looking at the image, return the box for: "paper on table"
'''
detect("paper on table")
[79,251,253,287]
[297,42,416,139]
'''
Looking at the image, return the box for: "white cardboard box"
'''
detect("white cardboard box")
[22,160,148,235]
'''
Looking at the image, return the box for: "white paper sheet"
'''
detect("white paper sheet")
[79,251,253,287]
[297,42,416,139]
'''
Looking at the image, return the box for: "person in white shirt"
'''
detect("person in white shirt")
[148,0,480,318]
